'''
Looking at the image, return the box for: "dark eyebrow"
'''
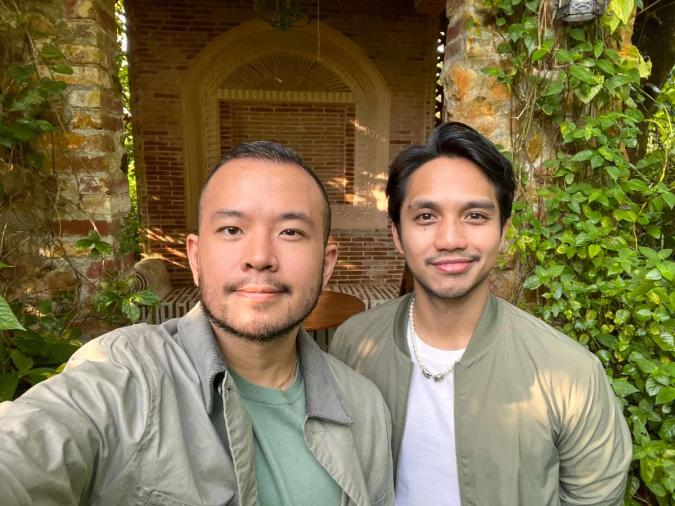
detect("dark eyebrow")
[210,209,243,221]
[279,211,314,226]
[408,199,496,212]
[407,200,443,213]
[463,200,496,211]
[209,209,315,226]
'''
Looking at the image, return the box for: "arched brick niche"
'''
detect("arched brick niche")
[217,53,356,205]
[181,19,392,232]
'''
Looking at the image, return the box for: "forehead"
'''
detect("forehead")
[200,158,324,217]
[405,156,497,204]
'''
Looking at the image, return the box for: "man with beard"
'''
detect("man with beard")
[0,142,394,506]
[330,123,631,505]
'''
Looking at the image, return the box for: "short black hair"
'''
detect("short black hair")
[386,122,515,232]
[198,141,332,243]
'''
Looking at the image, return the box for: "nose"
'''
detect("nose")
[433,218,468,252]
[241,230,279,272]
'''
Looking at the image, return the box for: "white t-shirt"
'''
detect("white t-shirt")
[395,323,466,506]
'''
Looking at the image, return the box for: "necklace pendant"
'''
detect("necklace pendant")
[421,369,434,379]
[433,373,445,382]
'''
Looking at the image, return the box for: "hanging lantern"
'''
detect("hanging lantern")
[555,0,606,22]
[254,0,310,32]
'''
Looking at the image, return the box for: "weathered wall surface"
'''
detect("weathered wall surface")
[442,0,511,145]
[441,0,517,298]
[4,0,129,297]
[126,0,437,284]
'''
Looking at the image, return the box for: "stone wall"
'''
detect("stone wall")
[442,0,512,146]
[126,0,437,285]
[3,0,129,298]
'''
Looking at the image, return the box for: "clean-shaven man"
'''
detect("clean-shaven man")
[0,142,394,506]
[330,122,631,505]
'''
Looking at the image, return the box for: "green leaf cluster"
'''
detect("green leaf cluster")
[0,38,72,169]
[484,0,674,502]
[0,295,81,401]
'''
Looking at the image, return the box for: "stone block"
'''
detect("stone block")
[59,66,112,88]
[62,44,106,65]
[66,87,102,108]
[65,0,96,19]
[66,109,104,129]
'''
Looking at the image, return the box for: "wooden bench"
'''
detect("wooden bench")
[133,258,400,324]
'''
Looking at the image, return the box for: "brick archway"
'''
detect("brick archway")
[181,19,391,231]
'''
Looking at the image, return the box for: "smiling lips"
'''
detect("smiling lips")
[429,257,478,274]
[234,285,286,301]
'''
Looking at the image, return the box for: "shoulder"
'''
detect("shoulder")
[67,320,185,383]
[495,297,600,371]
[341,296,404,332]
[333,296,405,347]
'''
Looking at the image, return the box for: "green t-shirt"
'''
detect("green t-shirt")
[230,363,342,506]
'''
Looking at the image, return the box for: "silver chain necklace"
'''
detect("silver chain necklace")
[408,296,460,382]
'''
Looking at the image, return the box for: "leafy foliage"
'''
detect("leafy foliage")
[0,3,157,402]
[482,0,674,503]
[0,293,81,401]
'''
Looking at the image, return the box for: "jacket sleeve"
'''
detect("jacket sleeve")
[557,358,632,505]
[0,335,151,505]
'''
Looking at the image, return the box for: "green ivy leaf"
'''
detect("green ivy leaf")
[662,192,675,209]
[40,45,64,60]
[10,350,33,375]
[589,244,602,258]
[646,269,662,281]
[569,65,599,85]
[0,296,25,331]
[571,150,594,161]
[653,332,674,352]
[52,64,73,75]
[659,418,675,440]
[656,387,675,405]
[121,302,141,323]
[612,378,639,397]
[0,373,20,402]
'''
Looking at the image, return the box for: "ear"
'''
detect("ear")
[391,222,405,256]
[321,242,338,289]
[186,233,200,286]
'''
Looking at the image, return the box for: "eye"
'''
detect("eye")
[219,226,242,236]
[280,228,305,239]
[414,212,436,223]
[466,212,488,222]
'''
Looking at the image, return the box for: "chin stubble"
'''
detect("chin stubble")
[198,272,323,343]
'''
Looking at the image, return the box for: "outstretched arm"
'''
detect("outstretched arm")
[0,336,149,504]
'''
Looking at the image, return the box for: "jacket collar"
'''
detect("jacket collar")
[176,303,352,424]
[393,292,502,366]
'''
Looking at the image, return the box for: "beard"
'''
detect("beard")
[199,271,323,343]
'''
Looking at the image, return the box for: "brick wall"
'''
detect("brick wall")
[126,0,438,284]
[219,101,356,204]
[330,229,404,285]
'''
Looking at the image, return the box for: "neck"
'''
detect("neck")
[411,283,489,350]
[213,325,299,389]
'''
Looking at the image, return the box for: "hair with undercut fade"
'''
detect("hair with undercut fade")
[386,121,516,233]
[198,141,332,243]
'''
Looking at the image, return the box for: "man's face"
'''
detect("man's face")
[392,156,508,304]
[186,159,337,342]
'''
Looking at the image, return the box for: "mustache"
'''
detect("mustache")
[222,278,291,294]
[425,253,480,265]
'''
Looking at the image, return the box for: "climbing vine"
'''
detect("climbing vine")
[0,2,157,402]
[482,0,674,503]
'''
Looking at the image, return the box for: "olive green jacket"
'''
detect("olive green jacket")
[0,303,394,506]
[330,293,631,506]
